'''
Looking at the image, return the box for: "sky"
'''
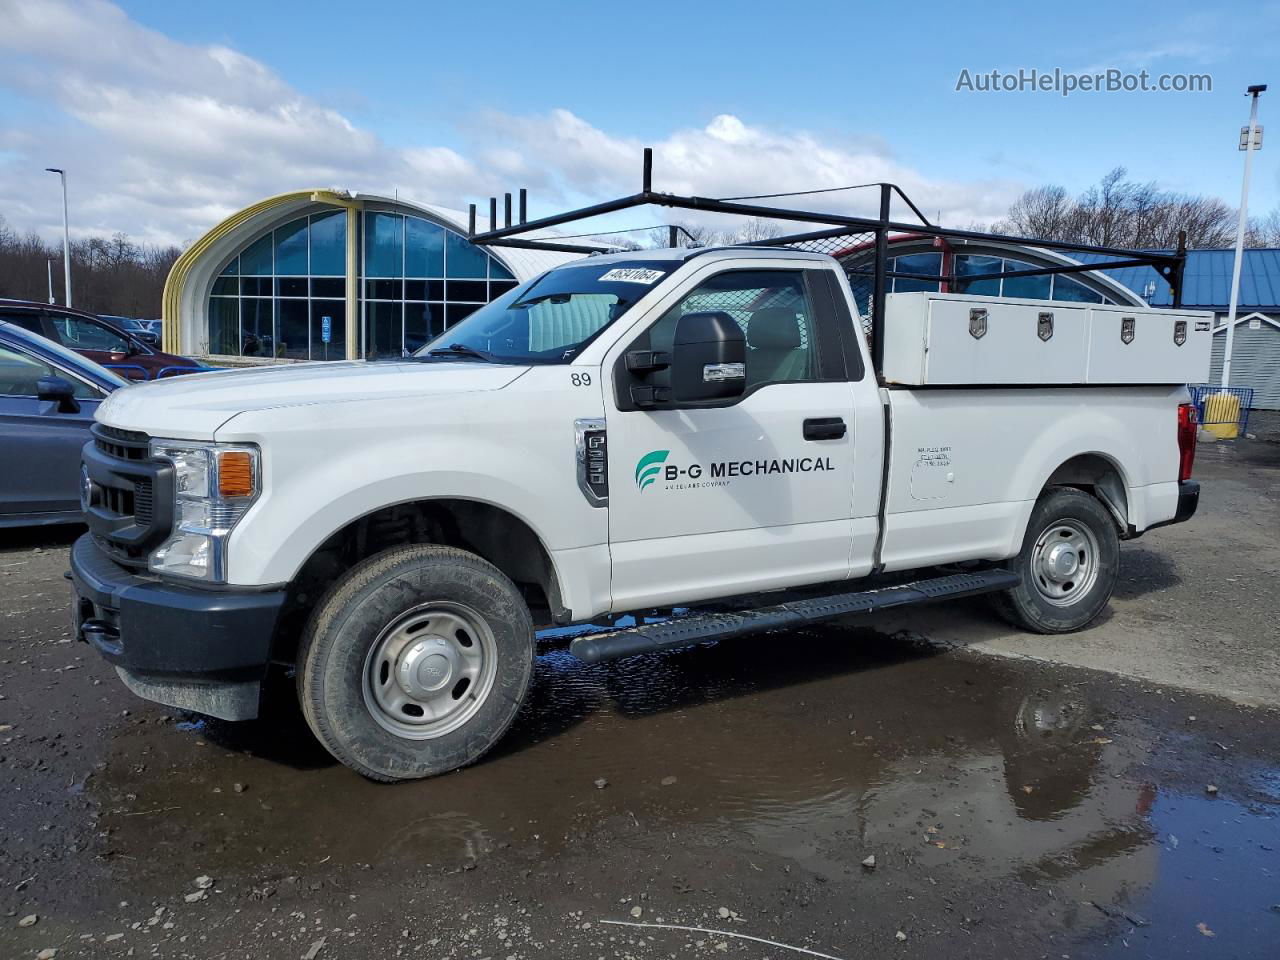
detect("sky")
[0,0,1277,248]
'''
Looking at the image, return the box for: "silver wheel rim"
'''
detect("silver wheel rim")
[361,601,497,740]
[1031,520,1100,607]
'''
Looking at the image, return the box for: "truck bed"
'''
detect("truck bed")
[879,385,1186,571]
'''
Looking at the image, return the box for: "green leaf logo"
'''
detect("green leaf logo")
[635,449,669,492]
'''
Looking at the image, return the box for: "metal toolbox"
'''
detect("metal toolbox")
[881,292,1213,386]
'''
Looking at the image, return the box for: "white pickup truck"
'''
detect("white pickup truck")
[70,243,1207,781]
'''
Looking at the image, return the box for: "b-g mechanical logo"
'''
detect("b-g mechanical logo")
[635,449,834,493]
[635,450,669,491]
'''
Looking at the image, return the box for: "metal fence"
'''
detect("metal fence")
[1188,384,1254,437]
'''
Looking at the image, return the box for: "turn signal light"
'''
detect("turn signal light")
[1177,403,1197,483]
[218,451,255,498]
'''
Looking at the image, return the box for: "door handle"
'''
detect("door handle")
[803,417,846,441]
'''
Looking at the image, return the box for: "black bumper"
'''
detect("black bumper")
[68,534,285,719]
[1174,479,1200,524]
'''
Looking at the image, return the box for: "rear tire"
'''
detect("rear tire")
[297,544,534,782]
[991,487,1119,634]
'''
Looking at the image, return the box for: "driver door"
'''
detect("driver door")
[604,263,858,610]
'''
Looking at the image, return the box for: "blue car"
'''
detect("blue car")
[0,319,127,527]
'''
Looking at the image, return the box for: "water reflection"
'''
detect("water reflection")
[91,626,1136,888]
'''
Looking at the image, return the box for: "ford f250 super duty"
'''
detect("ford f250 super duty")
[69,169,1209,781]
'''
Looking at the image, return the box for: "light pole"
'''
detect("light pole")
[1221,84,1266,388]
[45,167,71,308]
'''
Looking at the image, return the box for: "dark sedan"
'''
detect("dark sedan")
[0,300,200,381]
[0,320,127,527]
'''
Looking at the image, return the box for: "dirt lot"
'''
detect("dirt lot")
[1,429,1278,960]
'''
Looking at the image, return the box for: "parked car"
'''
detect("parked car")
[100,314,160,347]
[0,300,199,380]
[0,319,128,527]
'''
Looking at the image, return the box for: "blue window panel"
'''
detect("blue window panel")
[405,216,445,278]
[206,296,239,355]
[365,212,404,278]
[240,232,274,276]
[274,217,308,275]
[405,302,443,354]
[1052,275,1104,303]
[220,256,238,276]
[240,298,275,356]
[445,230,489,279]
[892,252,941,293]
[490,258,515,281]
[1002,259,1051,299]
[954,254,1001,296]
[365,300,403,359]
[310,210,346,276]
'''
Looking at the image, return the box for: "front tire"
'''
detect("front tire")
[298,545,534,782]
[992,487,1119,634]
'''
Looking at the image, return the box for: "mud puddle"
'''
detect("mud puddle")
[29,623,1266,958]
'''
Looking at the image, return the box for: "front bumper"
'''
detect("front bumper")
[68,534,285,720]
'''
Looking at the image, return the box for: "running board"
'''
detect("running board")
[570,569,1021,664]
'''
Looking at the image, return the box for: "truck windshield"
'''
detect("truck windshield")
[414,260,676,364]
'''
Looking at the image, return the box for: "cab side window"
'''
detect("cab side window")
[48,313,131,353]
[0,344,95,398]
[649,270,818,390]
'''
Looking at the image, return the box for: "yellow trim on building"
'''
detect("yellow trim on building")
[161,189,361,356]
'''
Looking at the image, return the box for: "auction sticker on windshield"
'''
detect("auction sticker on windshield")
[598,268,665,284]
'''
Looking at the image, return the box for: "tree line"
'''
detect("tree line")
[990,167,1280,249]
[0,214,181,318]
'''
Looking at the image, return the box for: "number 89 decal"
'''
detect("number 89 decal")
[570,372,592,387]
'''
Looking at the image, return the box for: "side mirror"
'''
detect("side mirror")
[671,311,746,403]
[36,375,80,413]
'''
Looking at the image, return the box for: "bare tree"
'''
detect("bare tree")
[1248,208,1280,247]
[0,214,181,316]
[992,168,1242,248]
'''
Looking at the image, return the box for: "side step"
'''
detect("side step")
[569,568,1021,664]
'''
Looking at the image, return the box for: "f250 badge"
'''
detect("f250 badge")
[635,449,834,492]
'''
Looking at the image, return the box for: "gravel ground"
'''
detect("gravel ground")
[1,431,1278,960]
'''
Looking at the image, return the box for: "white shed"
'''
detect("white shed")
[1208,313,1280,410]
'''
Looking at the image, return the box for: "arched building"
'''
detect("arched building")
[161,190,578,362]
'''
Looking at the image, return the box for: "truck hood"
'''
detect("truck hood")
[96,360,529,438]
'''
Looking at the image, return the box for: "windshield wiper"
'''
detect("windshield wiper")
[425,343,493,362]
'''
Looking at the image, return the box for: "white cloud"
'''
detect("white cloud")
[0,0,1022,248]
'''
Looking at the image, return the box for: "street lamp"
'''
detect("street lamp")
[1221,84,1266,388]
[45,167,71,308]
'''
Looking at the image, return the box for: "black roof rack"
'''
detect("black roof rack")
[467,148,1187,372]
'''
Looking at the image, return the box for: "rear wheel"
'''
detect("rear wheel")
[992,487,1119,634]
[298,544,534,781]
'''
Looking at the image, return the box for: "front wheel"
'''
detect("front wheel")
[991,487,1120,634]
[298,545,534,781]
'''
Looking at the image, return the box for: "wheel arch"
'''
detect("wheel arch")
[271,496,568,664]
[1041,452,1132,533]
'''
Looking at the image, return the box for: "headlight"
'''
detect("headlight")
[148,440,260,582]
